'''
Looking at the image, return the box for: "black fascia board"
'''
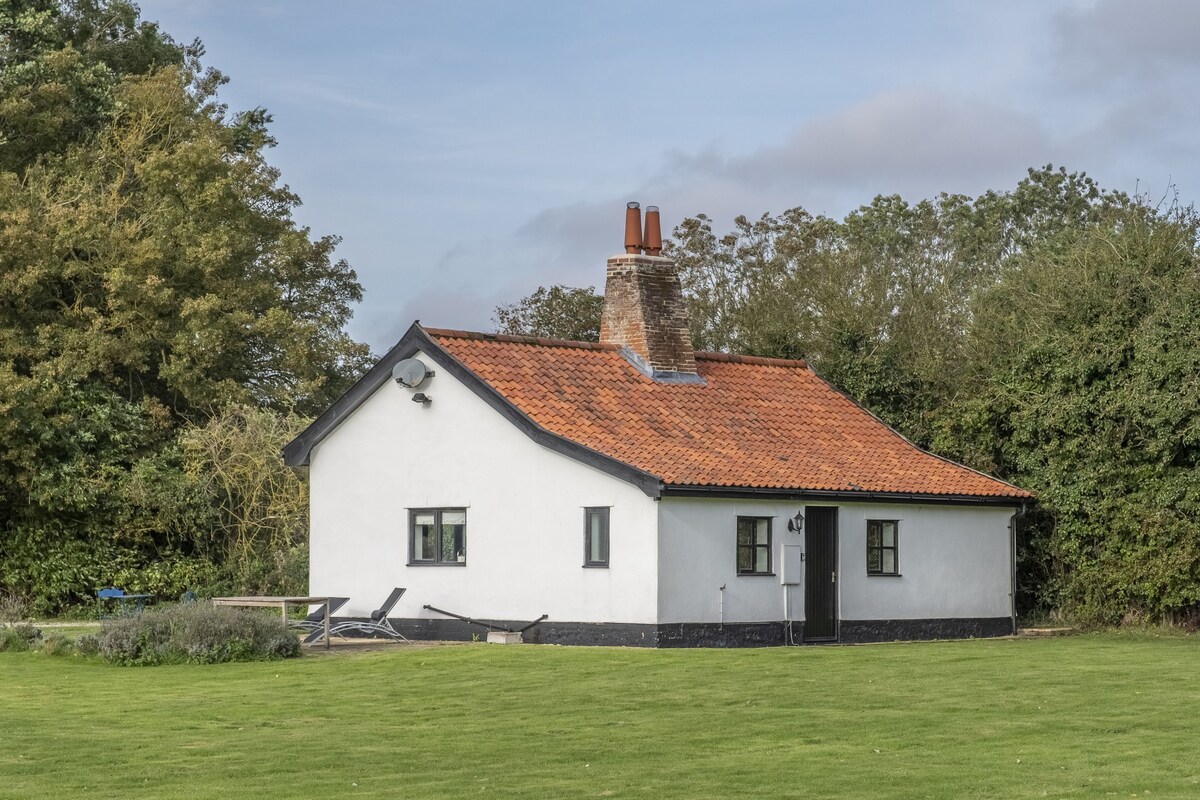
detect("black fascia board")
[282,322,429,467]
[282,323,664,498]
[658,484,1028,507]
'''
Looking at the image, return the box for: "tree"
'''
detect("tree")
[0,1,371,611]
[941,197,1200,624]
[0,0,185,174]
[493,284,603,342]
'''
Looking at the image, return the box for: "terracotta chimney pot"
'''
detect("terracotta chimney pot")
[624,202,643,255]
[643,206,662,256]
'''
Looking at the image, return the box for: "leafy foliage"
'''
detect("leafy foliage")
[493,284,603,341]
[0,0,186,173]
[0,621,42,651]
[38,630,69,656]
[178,405,311,595]
[0,2,364,612]
[948,199,1200,625]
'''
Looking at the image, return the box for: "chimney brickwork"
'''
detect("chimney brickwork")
[600,253,699,377]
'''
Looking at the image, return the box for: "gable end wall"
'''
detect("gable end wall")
[308,349,660,624]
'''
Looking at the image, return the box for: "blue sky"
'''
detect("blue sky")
[139,1,1200,351]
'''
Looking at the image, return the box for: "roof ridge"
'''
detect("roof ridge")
[424,328,621,351]
[694,351,808,369]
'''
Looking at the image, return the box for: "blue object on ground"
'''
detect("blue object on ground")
[95,587,155,618]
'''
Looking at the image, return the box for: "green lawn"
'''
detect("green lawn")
[2,634,1198,799]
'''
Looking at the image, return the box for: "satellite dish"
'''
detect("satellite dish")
[393,358,432,388]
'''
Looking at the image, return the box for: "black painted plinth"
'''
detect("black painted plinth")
[656,622,799,648]
[325,616,1011,647]
[839,617,1014,643]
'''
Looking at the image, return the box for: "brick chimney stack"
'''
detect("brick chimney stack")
[600,203,701,382]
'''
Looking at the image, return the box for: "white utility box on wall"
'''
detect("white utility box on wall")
[781,544,804,586]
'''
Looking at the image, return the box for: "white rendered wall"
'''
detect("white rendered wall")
[657,499,807,624]
[657,498,1014,624]
[836,503,1014,620]
[308,349,660,624]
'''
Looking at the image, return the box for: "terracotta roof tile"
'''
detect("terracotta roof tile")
[428,329,1032,499]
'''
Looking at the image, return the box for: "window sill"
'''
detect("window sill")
[867,573,902,577]
[737,572,777,577]
[582,563,609,569]
[407,562,467,567]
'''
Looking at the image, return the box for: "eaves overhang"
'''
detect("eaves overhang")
[658,484,1030,507]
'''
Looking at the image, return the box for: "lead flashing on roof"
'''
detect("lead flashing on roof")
[618,346,708,386]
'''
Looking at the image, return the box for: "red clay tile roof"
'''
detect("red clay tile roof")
[426,328,1031,499]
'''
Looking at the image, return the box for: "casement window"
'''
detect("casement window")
[736,516,772,575]
[867,520,899,575]
[584,507,610,567]
[410,509,467,565]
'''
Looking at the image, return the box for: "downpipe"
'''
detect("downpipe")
[1010,502,1028,635]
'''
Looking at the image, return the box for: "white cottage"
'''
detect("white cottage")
[284,205,1032,646]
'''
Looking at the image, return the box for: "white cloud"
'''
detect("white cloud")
[499,89,1058,280]
[672,89,1056,202]
[1053,0,1200,86]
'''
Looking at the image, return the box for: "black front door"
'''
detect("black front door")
[804,506,838,642]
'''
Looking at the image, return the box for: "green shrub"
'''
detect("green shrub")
[74,633,100,656]
[0,623,43,652]
[39,632,72,657]
[97,603,301,666]
[0,592,29,623]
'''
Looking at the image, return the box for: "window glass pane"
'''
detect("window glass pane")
[867,549,881,573]
[882,550,896,574]
[413,510,465,563]
[442,521,465,562]
[882,522,896,547]
[755,546,769,573]
[415,521,436,560]
[737,518,753,545]
[589,528,608,564]
[754,519,769,545]
[867,526,881,548]
[737,547,751,572]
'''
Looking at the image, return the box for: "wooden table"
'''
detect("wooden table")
[211,596,333,649]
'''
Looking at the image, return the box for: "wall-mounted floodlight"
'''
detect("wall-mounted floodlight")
[411,393,431,405]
